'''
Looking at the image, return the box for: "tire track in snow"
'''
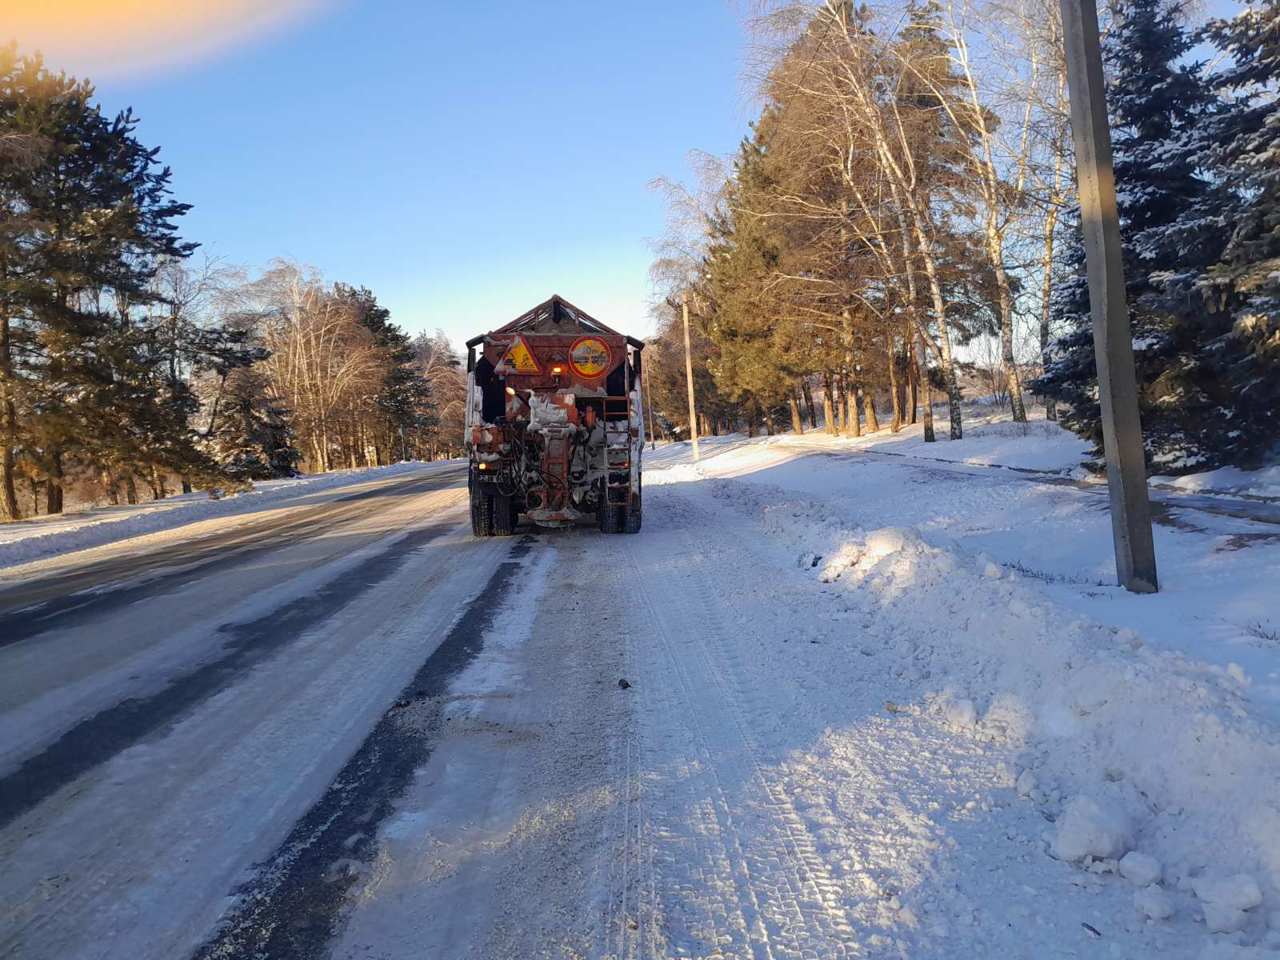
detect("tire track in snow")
[625,490,859,959]
[621,532,779,959]
[663,505,858,950]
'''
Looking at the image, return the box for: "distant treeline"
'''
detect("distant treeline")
[0,46,466,520]
[643,0,1278,472]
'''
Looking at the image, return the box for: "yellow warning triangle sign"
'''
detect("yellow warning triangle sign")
[500,335,542,374]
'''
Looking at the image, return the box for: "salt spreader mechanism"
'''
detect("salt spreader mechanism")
[464,295,645,536]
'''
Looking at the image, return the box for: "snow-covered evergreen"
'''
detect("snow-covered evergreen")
[1199,1,1280,467]
[1037,0,1238,472]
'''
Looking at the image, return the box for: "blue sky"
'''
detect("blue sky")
[74,2,754,347]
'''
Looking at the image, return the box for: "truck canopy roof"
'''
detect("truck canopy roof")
[466,295,643,350]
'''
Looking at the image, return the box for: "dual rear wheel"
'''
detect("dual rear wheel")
[470,484,516,538]
[599,479,641,535]
[469,474,642,538]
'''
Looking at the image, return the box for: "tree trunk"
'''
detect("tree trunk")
[801,379,818,428]
[943,363,963,440]
[864,389,880,432]
[993,237,1027,422]
[887,333,902,433]
[47,450,65,514]
[982,183,1027,423]
[847,386,861,437]
[822,372,836,434]
[0,313,19,521]
[917,335,935,443]
[125,474,139,505]
[897,187,962,439]
[788,394,804,435]
[0,412,16,520]
[1040,198,1061,422]
[907,333,919,425]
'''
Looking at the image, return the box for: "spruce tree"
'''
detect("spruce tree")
[206,364,299,481]
[1035,0,1234,471]
[1199,3,1280,466]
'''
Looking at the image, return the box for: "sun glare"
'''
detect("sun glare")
[7,0,329,79]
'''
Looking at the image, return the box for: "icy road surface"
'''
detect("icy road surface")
[2,442,1278,959]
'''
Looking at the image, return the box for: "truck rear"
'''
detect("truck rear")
[464,295,644,536]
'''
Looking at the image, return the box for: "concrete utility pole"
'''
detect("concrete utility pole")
[681,295,701,462]
[644,355,657,451]
[1060,0,1158,593]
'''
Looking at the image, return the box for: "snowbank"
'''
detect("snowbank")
[0,461,460,571]
[699,475,1280,945]
[787,413,1094,475]
[1152,464,1280,500]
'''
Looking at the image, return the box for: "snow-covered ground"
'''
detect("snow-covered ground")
[646,411,1280,713]
[4,413,1279,959]
[629,417,1280,956]
[0,460,462,570]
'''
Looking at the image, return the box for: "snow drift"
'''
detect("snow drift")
[706,475,1280,941]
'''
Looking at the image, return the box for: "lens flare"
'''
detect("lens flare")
[7,0,329,79]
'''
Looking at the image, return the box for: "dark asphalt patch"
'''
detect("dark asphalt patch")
[0,472,461,647]
[0,523,454,831]
[191,534,539,960]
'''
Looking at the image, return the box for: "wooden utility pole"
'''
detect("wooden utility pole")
[681,296,700,461]
[1060,0,1158,593]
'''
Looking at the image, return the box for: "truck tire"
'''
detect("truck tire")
[599,498,622,534]
[623,484,642,534]
[491,494,517,536]
[470,486,493,537]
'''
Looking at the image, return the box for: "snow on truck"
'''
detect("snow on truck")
[464,295,645,536]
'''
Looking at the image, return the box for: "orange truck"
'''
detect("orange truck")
[464,295,645,536]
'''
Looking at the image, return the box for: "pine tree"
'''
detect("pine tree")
[704,123,798,423]
[1199,3,1280,466]
[1,47,198,512]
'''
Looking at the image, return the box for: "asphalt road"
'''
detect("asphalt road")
[0,463,525,960]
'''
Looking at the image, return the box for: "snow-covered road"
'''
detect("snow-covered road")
[3,438,1278,959]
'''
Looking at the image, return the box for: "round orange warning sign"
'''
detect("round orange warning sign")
[569,336,611,379]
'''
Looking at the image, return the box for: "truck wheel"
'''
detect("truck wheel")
[470,486,493,537]
[599,499,622,534]
[623,486,642,534]
[491,494,516,536]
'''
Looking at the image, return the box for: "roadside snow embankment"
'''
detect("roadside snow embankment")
[1152,464,1280,501]
[0,461,456,570]
[710,476,1280,946]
